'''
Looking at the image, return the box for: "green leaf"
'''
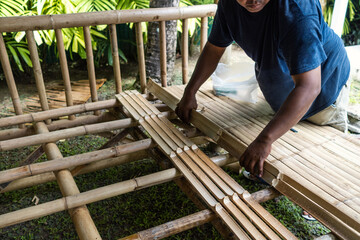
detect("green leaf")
[7,44,24,71]
[17,47,33,67]
[118,48,127,63]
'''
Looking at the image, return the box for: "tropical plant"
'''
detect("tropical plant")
[0,0,25,17]
[2,34,32,72]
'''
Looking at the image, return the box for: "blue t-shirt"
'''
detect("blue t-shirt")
[208,0,350,119]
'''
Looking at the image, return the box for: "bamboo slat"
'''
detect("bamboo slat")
[181,18,189,84]
[109,24,122,93]
[26,30,50,124]
[83,26,100,116]
[55,28,74,120]
[200,17,208,52]
[160,21,167,87]
[135,22,147,94]
[0,34,24,128]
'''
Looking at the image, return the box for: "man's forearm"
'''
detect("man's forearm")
[184,42,226,96]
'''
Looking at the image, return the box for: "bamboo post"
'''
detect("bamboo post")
[200,17,208,52]
[135,22,147,94]
[26,30,51,124]
[109,24,122,93]
[83,26,100,116]
[55,28,75,120]
[159,21,167,87]
[181,19,189,84]
[35,122,101,240]
[0,34,25,128]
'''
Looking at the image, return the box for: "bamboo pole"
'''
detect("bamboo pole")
[26,30,50,124]
[159,21,167,87]
[181,18,189,84]
[119,209,215,240]
[135,22,147,93]
[0,139,155,184]
[35,122,102,240]
[0,5,217,33]
[250,188,281,204]
[0,99,118,128]
[55,28,75,120]
[83,26,100,116]
[0,118,137,151]
[0,34,24,129]
[200,17,208,52]
[109,24,122,93]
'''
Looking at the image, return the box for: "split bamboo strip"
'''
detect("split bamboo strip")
[145,116,179,151]
[0,34,24,128]
[273,178,360,240]
[200,17,208,52]
[0,5,217,33]
[26,30,50,123]
[222,196,266,240]
[181,18,189,84]
[131,90,161,115]
[160,21,167,87]
[83,26,100,116]
[0,99,118,128]
[135,22,147,93]
[116,94,143,120]
[176,148,225,200]
[109,24,122,93]
[214,203,250,239]
[250,188,281,204]
[35,122,101,240]
[158,115,193,146]
[121,92,148,118]
[0,139,155,184]
[151,115,185,148]
[0,118,137,151]
[120,209,215,240]
[55,28,75,120]
[128,91,153,115]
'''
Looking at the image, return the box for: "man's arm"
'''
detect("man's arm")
[176,41,226,123]
[240,66,322,177]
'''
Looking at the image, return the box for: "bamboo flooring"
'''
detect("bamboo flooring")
[116,90,296,239]
[147,79,360,239]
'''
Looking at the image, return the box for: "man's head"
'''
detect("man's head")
[236,0,270,13]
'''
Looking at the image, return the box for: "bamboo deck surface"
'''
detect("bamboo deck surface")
[116,90,296,240]
[146,80,360,240]
[15,79,106,113]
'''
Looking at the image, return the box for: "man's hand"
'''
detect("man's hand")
[239,138,272,178]
[175,93,198,123]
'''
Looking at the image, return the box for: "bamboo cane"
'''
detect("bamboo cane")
[159,21,167,87]
[181,18,189,84]
[135,22,147,94]
[0,99,118,128]
[83,26,100,116]
[109,24,122,94]
[0,139,155,184]
[55,28,75,120]
[200,17,208,52]
[26,30,50,124]
[35,122,102,239]
[0,118,137,151]
[0,34,24,128]
[0,5,217,33]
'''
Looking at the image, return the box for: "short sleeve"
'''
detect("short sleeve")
[280,16,327,75]
[208,0,233,48]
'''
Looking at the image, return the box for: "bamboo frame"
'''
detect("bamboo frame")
[109,24,122,93]
[181,18,189,84]
[200,17,208,52]
[55,28,75,120]
[160,21,167,87]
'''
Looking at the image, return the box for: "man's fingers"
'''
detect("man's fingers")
[258,159,264,177]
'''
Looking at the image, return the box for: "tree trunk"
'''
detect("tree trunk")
[145,0,179,86]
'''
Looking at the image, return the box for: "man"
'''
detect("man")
[175,0,350,177]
